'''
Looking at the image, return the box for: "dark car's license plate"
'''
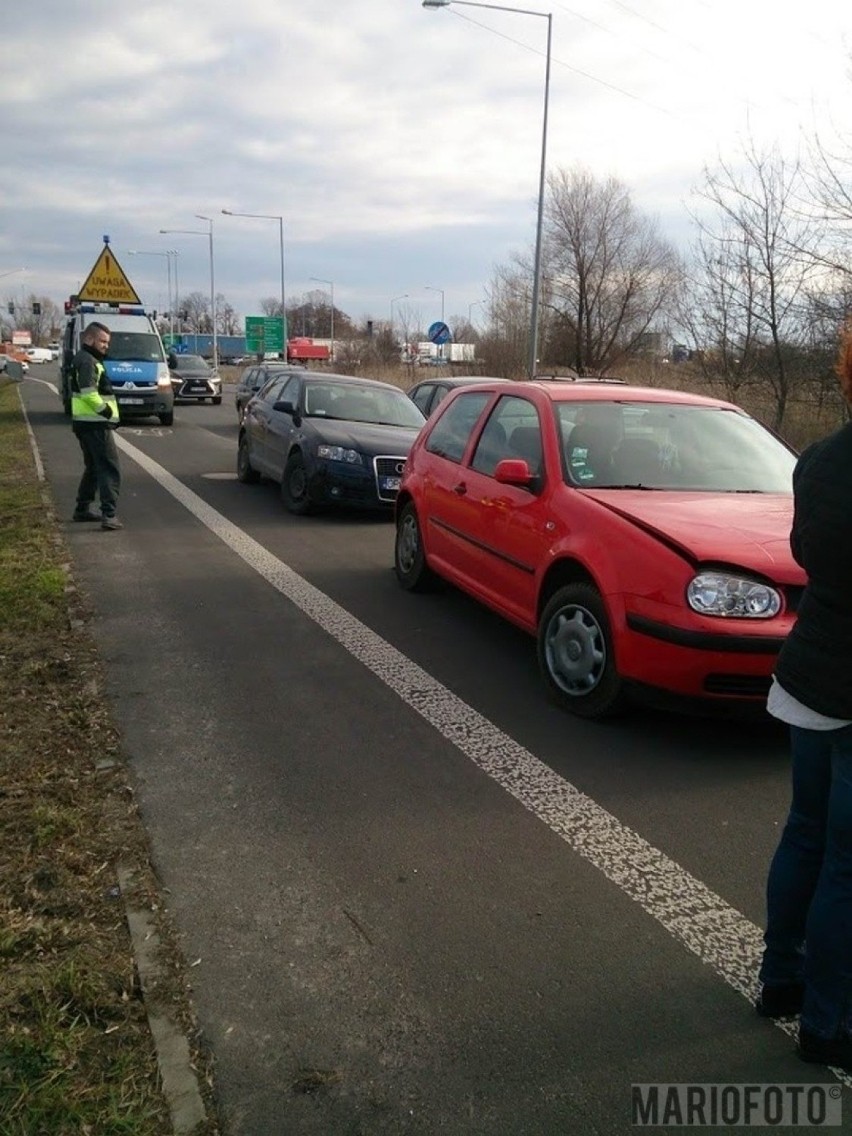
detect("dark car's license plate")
[118,397,144,405]
[189,384,207,392]
[381,476,401,492]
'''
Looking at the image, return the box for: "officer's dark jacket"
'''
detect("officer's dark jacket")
[71,345,118,428]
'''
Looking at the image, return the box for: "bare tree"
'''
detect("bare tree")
[0,293,61,345]
[540,167,681,375]
[181,291,209,332]
[210,296,237,335]
[479,266,532,378]
[391,300,421,364]
[694,141,818,429]
[678,226,762,402]
[260,296,282,318]
[805,125,852,280]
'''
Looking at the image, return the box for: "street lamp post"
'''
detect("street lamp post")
[424,284,445,360]
[0,267,26,280]
[159,221,217,369]
[309,277,335,363]
[195,216,217,371]
[468,299,485,327]
[389,293,408,338]
[422,0,551,379]
[424,284,445,325]
[127,250,178,338]
[221,209,286,345]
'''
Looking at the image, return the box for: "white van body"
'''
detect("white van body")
[25,347,53,364]
[60,302,174,424]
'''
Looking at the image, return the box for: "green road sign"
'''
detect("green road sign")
[245,316,286,353]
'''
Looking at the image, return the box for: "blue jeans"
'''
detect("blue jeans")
[760,724,852,1038]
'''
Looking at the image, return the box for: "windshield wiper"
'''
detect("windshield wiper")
[595,482,656,490]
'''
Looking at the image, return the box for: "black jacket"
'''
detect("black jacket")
[71,345,118,430]
[774,422,852,717]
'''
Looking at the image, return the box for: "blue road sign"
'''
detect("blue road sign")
[428,320,452,345]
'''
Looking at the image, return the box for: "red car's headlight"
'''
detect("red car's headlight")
[687,572,782,618]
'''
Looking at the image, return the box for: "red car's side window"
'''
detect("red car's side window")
[425,393,490,464]
[471,396,543,478]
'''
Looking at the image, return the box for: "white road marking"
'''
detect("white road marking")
[17,385,45,481]
[28,391,833,1074]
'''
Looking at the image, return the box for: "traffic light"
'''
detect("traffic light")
[32,302,41,316]
[6,302,13,315]
[181,310,189,321]
[366,320,373,337]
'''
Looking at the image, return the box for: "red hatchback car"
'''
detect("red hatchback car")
[394,380,806,719]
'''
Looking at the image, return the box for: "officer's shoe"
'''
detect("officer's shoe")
[798,1027,852,1073]
[101,516,123,531]
[72,508,102,522]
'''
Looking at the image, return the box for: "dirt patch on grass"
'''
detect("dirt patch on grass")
[0,383,219,1134]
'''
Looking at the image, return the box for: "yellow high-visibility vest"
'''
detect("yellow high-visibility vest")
[71,357,119,424]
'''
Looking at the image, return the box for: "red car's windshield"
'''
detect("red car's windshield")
[556,402,796,493]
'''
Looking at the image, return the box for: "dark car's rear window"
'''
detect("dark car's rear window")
[172,355,209,369]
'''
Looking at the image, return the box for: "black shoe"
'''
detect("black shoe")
[798,1026,852,1072]
[72,508,102,522]
[755,982,805,1018]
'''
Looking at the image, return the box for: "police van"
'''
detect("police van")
[60,240,174,425]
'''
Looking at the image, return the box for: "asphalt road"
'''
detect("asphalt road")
[18,369,849,1135]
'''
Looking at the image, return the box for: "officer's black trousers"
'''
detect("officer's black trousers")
[73,425,120,519]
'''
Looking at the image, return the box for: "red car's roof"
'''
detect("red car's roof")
[521,380,742,412]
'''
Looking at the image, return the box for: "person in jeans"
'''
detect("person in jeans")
[757,324,852,1071]
[70,322,122,531]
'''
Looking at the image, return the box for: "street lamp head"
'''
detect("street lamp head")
[221,209,233,215]
[422,0,451,7]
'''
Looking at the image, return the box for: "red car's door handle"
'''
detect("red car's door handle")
[453,483,467,496]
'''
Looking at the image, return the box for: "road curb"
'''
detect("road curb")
[117,864,209,1135]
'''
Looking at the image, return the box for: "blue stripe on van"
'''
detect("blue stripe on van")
[105,360,159,388]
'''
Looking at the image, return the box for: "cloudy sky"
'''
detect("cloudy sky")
[1,0,850,333]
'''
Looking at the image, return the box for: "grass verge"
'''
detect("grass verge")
[0,379,218,1135]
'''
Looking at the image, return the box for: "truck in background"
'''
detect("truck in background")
[167,333,331,365]
[60,241,174,425]
[286,337,330,362]
[404,342,477,365]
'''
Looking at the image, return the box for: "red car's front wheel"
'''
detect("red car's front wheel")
[537,583,627,719]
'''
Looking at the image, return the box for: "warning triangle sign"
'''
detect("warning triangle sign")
[77,245,141,304]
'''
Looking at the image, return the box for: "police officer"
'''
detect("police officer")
[71,321,122,530]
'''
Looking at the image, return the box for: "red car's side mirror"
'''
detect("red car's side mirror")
[493,458,535,485]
